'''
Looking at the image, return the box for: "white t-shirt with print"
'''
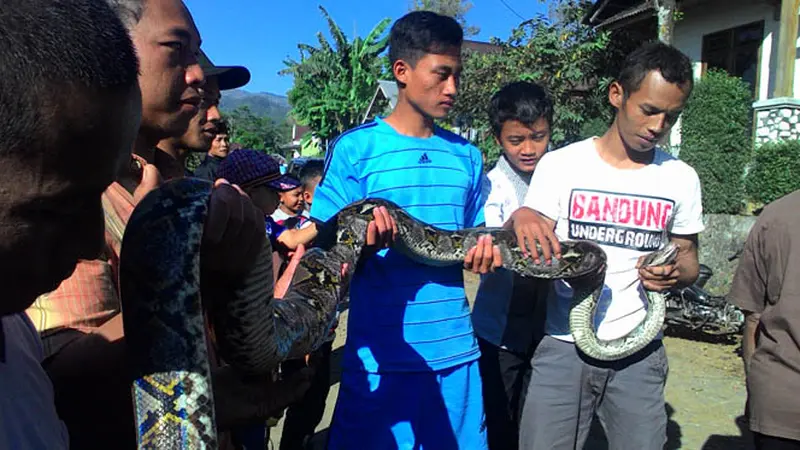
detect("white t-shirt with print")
[523,138,704,342]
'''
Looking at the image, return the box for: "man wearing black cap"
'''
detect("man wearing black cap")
[157,49,250,180]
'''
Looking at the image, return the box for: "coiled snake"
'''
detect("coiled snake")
[119,178,675,449]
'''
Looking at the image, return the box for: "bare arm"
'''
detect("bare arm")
[671,233,700,289]
[277,222,318,250]
[742,311,760,376]
[638,233,699,291]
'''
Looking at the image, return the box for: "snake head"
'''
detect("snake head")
[641,242,679,267]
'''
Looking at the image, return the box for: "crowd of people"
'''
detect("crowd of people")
[0,0,798,449]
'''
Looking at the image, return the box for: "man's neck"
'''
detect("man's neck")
[153,148,186,180]
[133,134,159,164]
[595,119,655,169]
[156,138,182,160]
[383,97,435,138]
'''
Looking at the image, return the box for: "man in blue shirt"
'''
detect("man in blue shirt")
[311,11,500,450]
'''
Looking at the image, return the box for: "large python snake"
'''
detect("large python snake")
[119,177,675,449]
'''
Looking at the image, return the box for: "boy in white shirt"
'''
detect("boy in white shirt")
[472,81,554,450]
[509,42,704,450]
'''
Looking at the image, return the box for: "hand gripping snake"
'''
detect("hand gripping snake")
[119,178,676,449]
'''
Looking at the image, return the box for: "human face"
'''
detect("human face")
[394,48,461,119]
[610,70,690,153]
[247,185,280,216]
[302,176,321,211]
[209,133,230,158]
[0,86,142,315]
[279,187,304,215]
[497,118,551,173]
[180,76,222,152]
[131,0,205,140]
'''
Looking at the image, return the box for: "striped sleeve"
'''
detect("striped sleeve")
[310,136,361,223]
[465,146,488,227]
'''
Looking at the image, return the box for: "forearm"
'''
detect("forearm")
[277,223,317,250]
[675,252,699,288]
[671,234,699,289]
[742,312,760,376]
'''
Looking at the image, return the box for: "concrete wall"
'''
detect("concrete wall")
[697,213,758,296]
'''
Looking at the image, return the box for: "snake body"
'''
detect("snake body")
[120,178,674,449]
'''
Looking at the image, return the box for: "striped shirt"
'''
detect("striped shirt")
[311,117,488,373]
[26,182,133,358]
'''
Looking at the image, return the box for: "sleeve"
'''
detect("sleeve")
[265,216,285,250]
[483,173,505,227]
[522,153,560,222]
[728,220,768,313]
[464,147,489,227]
[671,167,705,235]
[309,137,361,223]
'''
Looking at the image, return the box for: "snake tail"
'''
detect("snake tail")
[120,179,218,449]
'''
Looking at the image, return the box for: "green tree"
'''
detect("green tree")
[746,140,800,207]
[680,69,753,214]
[281,7,390,143]
[453,0,625,166]
[410,0,479,36]
[226,105,291,152]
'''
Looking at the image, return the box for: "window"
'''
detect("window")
[702,21,764,93]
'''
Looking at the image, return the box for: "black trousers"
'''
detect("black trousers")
[279,340,334,450]
[477,337,532,450]
[756,433,800,450]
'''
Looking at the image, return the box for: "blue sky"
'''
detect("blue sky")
[186,0,549,96]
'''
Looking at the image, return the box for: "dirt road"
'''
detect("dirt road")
[270,273,751,449]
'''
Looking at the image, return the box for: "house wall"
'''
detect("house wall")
[665,0,792,147]
[672,0,781,100]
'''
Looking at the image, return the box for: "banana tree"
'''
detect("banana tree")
[281,6,391,142]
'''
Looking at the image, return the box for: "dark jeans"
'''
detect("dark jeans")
[279,340,334,450]
[756,433,800,450]
[477,337,532,450]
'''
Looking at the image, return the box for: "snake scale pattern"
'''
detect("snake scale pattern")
[119,177,676,449]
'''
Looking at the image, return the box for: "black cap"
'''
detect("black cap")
[199,49,251,91]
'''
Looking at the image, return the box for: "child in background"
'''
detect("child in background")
[299,160,325,214]
[271,177,310,229]
[471,81,554,450]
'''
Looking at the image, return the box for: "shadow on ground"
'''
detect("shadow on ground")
[701,415,753,450]
[585,406,752,450]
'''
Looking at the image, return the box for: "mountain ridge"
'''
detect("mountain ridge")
[219,89,292,121]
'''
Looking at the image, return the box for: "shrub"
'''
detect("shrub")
[679,69,753,214]
[745,139,800,206]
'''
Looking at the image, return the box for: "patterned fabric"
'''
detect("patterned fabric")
[494,154,532,206]
[217,149,300,191]
[26,182,134,358]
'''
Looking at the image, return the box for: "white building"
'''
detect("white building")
[585,0,800,146]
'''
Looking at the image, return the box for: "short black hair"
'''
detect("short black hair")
[618,41,693,98]
[299,159,324,189]
[0,0,139,159]
[388,11,463,69]
[488,81,554,137]
[216,119,229,135]
[105,0,146,29]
